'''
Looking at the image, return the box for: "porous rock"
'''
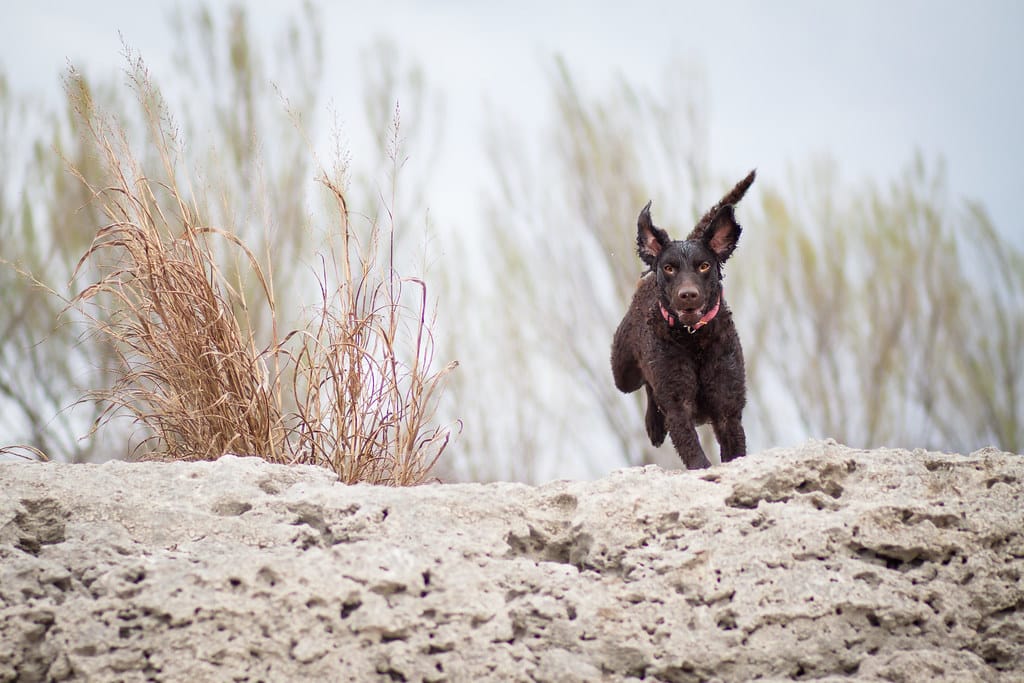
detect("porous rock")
[1,440,1022,682]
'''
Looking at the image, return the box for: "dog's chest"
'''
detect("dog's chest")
[646,309,718,356]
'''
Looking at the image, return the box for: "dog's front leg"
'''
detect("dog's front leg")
[664,410,711,469]
[643,383,667,447]
[713,415,746,462]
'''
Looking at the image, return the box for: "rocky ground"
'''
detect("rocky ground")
[1,440,1022,682]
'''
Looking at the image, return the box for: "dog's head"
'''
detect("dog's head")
[636,170,755,329]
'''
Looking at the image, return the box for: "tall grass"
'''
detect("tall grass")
[284,171,457,484]
[60,57,456,485]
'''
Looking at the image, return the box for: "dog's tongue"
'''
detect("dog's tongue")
[678,308,703,325]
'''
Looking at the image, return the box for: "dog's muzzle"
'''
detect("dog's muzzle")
[660,292,722,334]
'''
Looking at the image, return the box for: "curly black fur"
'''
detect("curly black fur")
[611,171,755,469]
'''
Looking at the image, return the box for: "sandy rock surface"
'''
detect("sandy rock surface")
[1,440,1022,682]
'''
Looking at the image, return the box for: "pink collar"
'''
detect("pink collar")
[659,291,722,334]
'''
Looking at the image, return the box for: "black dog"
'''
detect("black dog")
[611,171,755,469]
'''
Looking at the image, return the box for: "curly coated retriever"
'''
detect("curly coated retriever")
[611,171,755,469]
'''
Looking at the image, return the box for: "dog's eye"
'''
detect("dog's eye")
[698,262,711,273]
[663,264,676,275]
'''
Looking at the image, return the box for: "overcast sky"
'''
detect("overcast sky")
[2,0,1022,248]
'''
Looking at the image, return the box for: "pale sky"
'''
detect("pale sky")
[2,0,1022,246]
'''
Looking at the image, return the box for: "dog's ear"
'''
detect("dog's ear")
[716,169,756,210]
[637,201,670,266]
[703,205,741,262]
[694,170,755,263]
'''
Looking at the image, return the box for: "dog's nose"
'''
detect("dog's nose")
[678,287,700,305]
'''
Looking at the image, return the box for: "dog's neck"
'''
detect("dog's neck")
[659,290,722,334]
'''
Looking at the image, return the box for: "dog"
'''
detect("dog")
[611,171,755,469]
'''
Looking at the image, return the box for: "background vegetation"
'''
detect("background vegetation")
[1,3,1020,481]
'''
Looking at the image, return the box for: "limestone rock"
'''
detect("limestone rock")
[1,440,1022,681]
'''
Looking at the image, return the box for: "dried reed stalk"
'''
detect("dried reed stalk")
[283,175,457,485]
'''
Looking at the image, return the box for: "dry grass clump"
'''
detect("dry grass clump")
[59,61,456,485]
[73,171,285,462]
[286,176,455,484]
